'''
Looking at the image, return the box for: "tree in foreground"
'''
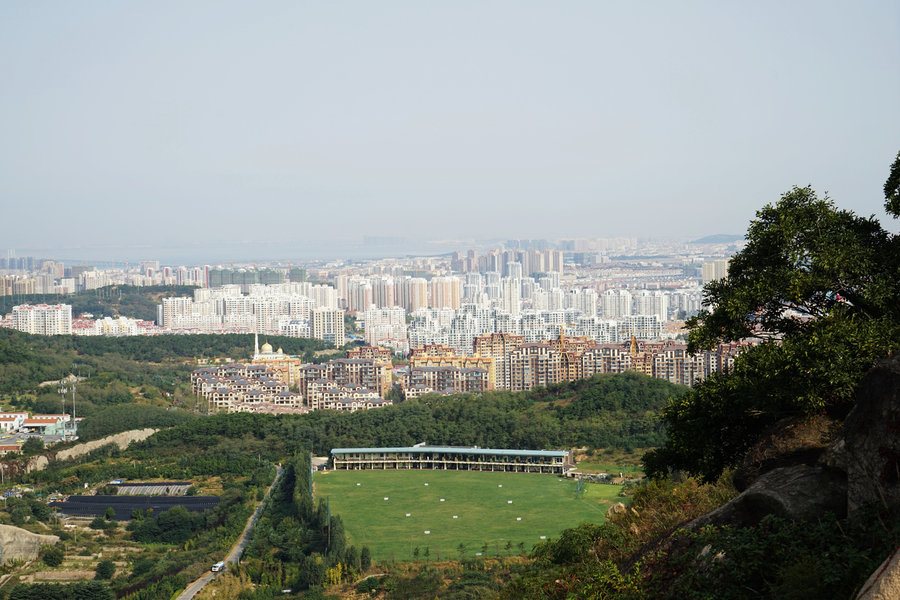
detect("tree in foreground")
[645,169,900,481]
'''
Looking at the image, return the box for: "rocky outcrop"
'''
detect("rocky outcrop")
[681,356,900,599]
[692,465,846,528]
[856,548,900,600]
[733,414,837,492]
[22,429,158,473]
[0,524,58,564]
[53,428,158,463]
[824,356,900,514]
[607,502,627,517]
[24,455,48,473]
[700,356,899,531]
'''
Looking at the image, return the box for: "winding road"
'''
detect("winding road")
[176,464,284,600]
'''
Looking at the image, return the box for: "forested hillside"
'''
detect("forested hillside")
[0,285,197,322]
[134,372,681,458]
[0,329,334,405]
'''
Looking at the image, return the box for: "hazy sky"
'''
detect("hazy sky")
[2,1,899,261]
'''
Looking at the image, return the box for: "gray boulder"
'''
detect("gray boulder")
[0,524,59,564]
[691,465,846,529]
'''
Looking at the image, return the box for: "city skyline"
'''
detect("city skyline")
[2,2,899,262]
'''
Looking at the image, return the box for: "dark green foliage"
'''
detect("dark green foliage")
[0,328,334,395]
[77,404,197,442]
[383,567,444,600]
[41,545,64,567]
[95,559,115,580]
[646,185,900,481]
[137,373,681,464]
[21,437,44,456]
[117,574,186,600]
[638,510,900,600]
[130,557,155,577]
[885,150,900,217]
[10,506,29,525]
[360,546,372,571]
[128,505,203,544]
[502,483,898,600]
[0,285,197,322]
[241,454,371,591]
[7,581,114,600]
[28,499,51,522]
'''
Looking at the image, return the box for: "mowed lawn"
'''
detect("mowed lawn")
[313,470,622,562]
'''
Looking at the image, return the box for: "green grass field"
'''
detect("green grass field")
[313,469,622,562]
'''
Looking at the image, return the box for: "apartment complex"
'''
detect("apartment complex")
[12,304,72,335]
[190,363,303,413]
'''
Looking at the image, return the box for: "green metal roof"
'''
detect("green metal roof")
[331,446,568,457]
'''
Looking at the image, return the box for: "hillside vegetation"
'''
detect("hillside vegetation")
[0,285,197,322]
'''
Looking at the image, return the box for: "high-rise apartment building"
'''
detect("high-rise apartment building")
[429,276,461,310]
[12,304,72,335]
[311,307,345,346]
[701,259,729,283]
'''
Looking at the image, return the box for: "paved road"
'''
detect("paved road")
[177,465,284,600]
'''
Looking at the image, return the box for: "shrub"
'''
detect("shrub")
[95,559,115,580]
[41,545,64,567]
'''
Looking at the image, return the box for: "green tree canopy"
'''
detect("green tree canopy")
[94,559,115,580]
[645,183,900,481]
[21,437,44,456]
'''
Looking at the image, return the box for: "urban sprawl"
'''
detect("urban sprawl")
[2,238,745,415]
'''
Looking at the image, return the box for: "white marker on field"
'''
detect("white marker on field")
[540,535,547,539]
[384,497,389,500]
[424,530,430,534]
[507,500,513,504]
[440,498,445,502]
[406,513,411,517]
[452,515,458,519]
[516,517,522,521]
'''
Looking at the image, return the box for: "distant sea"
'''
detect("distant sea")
[10,238,486,266]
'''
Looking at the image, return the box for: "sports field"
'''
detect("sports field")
[313,469,622,561]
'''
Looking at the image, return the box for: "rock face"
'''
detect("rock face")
[856,548,900,600]
[53,428,158,463]
[733,414,836,492]
[693,465,846,528]
[824,356,900,514]
[702,356,899,530]
[0,524,58,564]
[24,455,48,473]
[684,356,900,598]
[607,502,627,517]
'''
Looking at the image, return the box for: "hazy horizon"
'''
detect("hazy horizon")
[3,1,899,263]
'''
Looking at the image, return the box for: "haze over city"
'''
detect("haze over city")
[2,1,898,262]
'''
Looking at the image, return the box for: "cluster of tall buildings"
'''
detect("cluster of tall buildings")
[156,283,345,344]
[190,339,393,414]
[399,334,750,399]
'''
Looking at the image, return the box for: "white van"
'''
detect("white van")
[211,561,225,572]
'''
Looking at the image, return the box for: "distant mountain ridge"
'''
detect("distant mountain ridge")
[689,234,743,244]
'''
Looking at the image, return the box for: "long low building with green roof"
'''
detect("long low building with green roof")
[330,444,573,474]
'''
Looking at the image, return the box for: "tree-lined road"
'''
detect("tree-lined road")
[177,464,283,600]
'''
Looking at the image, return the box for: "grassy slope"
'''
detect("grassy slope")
[314,470,622,562]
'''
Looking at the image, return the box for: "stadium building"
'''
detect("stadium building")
[330,445,573,474]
